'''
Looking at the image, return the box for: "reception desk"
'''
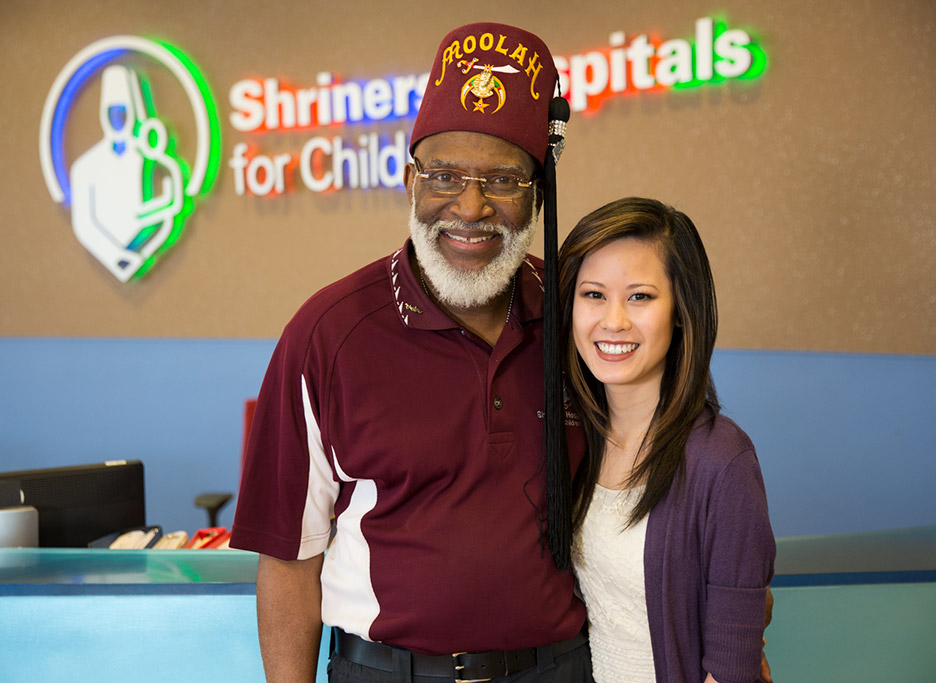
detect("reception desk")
[2,526,934,682]
[766,525,936,680]
[0,549,328,681]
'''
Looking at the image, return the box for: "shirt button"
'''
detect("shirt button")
[493,397,503,410]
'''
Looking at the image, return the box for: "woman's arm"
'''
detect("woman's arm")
[701,448,776,682]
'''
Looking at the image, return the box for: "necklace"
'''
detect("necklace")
[419,270,518,324]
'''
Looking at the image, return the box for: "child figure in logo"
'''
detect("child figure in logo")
[70,64,183,282]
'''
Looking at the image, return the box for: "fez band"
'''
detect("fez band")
[435,32,545,98]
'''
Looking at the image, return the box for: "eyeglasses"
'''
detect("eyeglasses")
[412,158,536,200]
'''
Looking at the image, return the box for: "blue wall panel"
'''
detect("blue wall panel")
[0,338,274,535]
[711,351,936,536]
[1,339,933,538]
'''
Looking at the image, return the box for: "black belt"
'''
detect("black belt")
[333,627,588,682]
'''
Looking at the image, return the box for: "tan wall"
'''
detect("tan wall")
[2,0,934,353]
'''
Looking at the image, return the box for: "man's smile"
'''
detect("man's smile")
[442,230,500,245]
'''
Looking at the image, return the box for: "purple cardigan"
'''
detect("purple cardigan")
[644,411,775,683]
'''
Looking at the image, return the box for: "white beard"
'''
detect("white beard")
[408,202,538,310]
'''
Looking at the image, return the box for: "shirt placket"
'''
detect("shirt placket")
[487,318,523,441]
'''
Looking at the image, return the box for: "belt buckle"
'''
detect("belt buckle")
[452,652,493,683]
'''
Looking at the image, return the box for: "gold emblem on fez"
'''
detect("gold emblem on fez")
[458,61,518,114]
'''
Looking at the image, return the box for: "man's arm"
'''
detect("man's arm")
[257,552,325,682]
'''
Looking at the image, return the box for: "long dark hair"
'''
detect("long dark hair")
[558,197,720,532]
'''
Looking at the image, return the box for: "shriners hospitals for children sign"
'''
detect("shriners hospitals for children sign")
[227,16,764,198]
[38,18,763,283]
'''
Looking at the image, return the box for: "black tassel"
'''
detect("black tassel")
[544,95,572,571]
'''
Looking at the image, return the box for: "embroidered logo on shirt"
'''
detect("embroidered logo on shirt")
[537,384,581,427]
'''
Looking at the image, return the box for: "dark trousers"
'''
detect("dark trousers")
[327,640,594,683]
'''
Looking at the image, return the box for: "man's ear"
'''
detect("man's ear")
[404,162,416,203]
[535,184,545,214]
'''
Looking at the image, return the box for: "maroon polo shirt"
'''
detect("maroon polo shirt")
[231,240,586,655]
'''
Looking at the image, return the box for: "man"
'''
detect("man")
[231,22,592,682]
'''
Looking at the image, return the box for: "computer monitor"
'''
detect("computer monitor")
[0,460,146,547]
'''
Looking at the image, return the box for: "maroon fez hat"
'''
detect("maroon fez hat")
[410,22,559,163]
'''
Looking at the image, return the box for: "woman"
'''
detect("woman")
[557,197,774,683]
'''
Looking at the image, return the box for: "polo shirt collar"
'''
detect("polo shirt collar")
[387,239,544,331]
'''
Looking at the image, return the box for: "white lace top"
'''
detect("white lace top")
[572,484,655,683]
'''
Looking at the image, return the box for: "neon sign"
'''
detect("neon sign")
[226,16,765,198]
[229,73,428,132]
[39,36,220,282]
[557,17,767,111]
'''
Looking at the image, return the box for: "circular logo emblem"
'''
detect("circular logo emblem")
[39,36,220,281]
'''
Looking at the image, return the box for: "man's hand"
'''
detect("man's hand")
[761,586,774,682]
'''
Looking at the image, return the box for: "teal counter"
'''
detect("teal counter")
[765,525,936,681]
[2,527,935,682]
[0,547,259,591]
[0,548,329,682]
